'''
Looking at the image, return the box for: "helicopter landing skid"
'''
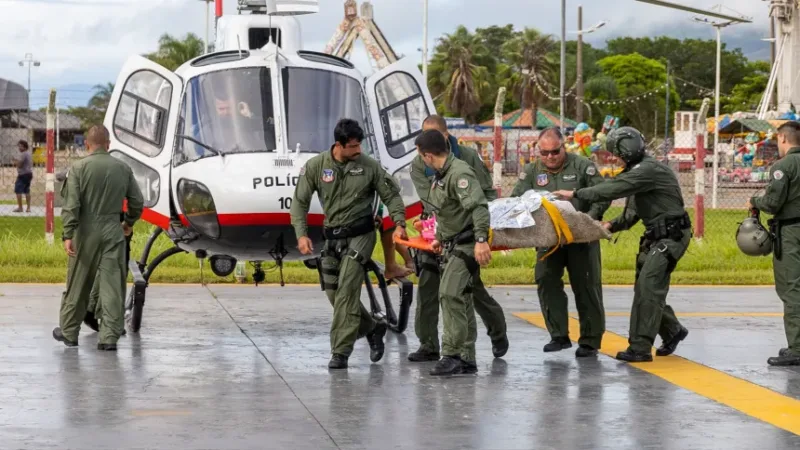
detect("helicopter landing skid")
[308,257,413,334]
[125,228,188,333]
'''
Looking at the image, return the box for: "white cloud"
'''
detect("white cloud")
[0,0,772,108]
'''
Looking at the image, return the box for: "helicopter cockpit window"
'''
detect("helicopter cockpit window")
[112,70,173,157]
[281,68,373,157]
[374,72,428,159]
[174,67,277,166]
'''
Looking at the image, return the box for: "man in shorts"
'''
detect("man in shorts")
[14,140,33,213]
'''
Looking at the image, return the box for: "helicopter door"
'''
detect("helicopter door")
[104,55,183,229]
[364,58,437,219]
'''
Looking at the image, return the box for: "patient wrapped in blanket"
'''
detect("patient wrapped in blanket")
[487,190,612,249]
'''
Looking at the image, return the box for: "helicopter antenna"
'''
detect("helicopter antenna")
[236,34,242,58]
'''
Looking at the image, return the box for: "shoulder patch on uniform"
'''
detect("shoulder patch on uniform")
[774,169,784,180]
[457,178,469,189]
[519,171,527,180]
[586,165,597,176]
[299,164,306,176]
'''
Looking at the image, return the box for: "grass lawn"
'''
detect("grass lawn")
[0,207,772,285]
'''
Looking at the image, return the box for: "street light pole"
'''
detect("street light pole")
[713,24,722,209]
[422,0,428,83]
[560,0,566,134]
[18,53,40,142]
[576,5,583,123]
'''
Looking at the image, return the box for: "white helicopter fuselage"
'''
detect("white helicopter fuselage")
[104,12,431,266]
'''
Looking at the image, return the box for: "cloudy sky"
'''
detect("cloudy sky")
[0,0,771,108]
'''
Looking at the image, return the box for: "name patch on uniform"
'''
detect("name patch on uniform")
[322,169,335,183]
[562,174,577,182]
[536,173,549,186]
[586,165,597,176]
[774,170,784,180]
[519,171,527,180]
[458,178,469,189]
[349,167,364,175]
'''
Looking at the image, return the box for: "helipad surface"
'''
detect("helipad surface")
[1,283,799,449]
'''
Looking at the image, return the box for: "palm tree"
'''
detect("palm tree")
[501,28,557,129]
[88,82,114,112]
[427,26,490,123]
[144,33,205,71]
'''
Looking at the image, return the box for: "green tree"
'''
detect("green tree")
[144,33,205,71]
[500,28,557,129]
[427,26,491,123]
[722,60,770,113]
[592,53,680,137]
[605,36,750,110]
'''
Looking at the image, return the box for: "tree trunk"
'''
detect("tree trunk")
[531,101,538,130]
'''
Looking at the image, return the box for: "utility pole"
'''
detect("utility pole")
[576,5,584,123]
[199,0,212,53]
[664,60,670,144]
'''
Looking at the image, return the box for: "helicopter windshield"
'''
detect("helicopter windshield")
[282,67,372,155]
[175,67,277,164]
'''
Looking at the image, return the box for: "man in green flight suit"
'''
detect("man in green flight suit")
[553,126,691,362]
[53,125,144,350]
[511,127,609,357]
[408,115,508,362]
[291,118,408,369]
[747,121,800,366]
[416,129,493,376]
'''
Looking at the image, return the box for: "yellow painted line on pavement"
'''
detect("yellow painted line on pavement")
[587,312,783,318]
[515,312,800,436]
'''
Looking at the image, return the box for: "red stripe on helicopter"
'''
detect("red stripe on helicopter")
[131,202,422,229]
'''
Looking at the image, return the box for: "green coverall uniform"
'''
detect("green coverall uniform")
[427,152,492,373]
[750,147,800,364]
[511,153,609,352]
[291,151,406,363]
[57,148,144,347]
[85,222,133,333]
[574,155,691,358]
[409,135,508,361]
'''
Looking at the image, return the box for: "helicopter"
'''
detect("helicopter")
[104,0,433,334]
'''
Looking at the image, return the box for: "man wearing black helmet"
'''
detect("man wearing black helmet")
[553,126,692,362]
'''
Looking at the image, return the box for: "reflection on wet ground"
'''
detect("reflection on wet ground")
[1,284,799,449]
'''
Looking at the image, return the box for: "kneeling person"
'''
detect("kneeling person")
[416,129,493,376]
[290,118,408,369]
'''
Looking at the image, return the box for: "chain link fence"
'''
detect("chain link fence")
[452,116,772,238]
[0,90,86,238]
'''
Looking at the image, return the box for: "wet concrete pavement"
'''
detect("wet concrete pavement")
[1,283,800,449]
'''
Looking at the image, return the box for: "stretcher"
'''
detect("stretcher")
[394,197,593,260]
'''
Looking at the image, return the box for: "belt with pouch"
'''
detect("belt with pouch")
[323,215,376,240]
[768,216,800,260]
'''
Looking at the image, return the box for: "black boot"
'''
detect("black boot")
[328,353,348,369]
[83,312,99,332]
[543,337,572,352]
[408,347,440,362]
[656,326,688,356]
[430,355,464,376]
[52,327,77,347]
[461,360,478,375]
[615,349,653,362]
[97,343,117,351]
[575,344,598,357]
[366,322,387,362]
[492,335,509,358]
[768,349,800,366]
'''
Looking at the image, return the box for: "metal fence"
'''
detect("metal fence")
[0,89,85,240]
[452,124,767,238]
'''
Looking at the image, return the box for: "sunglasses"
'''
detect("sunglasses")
[538,147,562,157]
